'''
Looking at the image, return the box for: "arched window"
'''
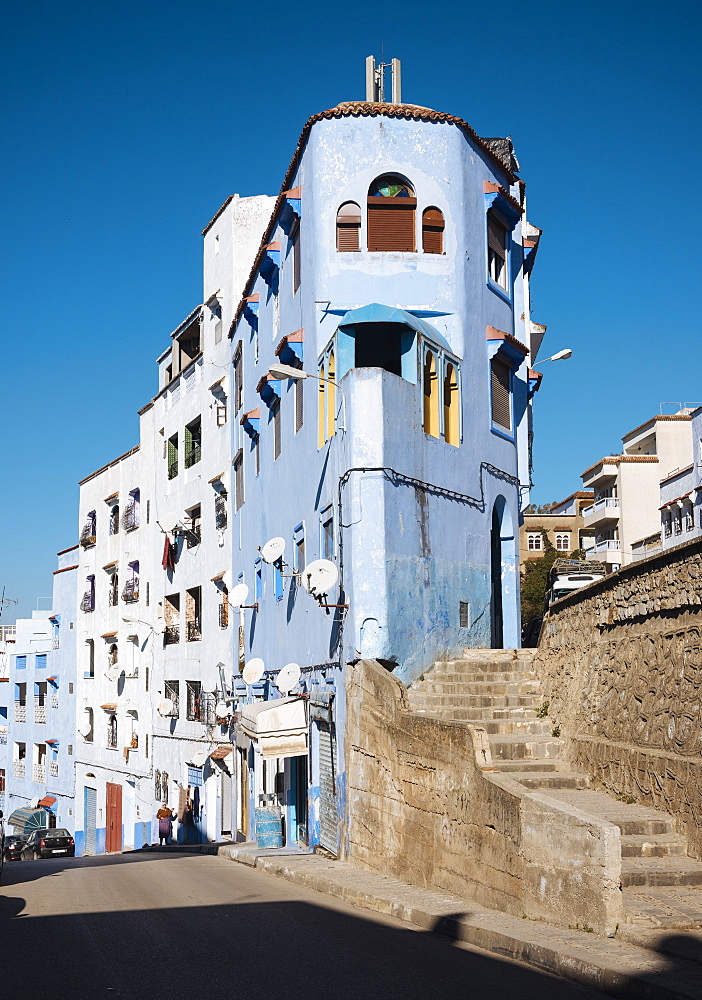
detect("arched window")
[423,350,439,438]
[336,202,361,251]
[367,174,416,251]
[109,504,119,535]
[422,207,445,254]
[326,350,336,439]
[318,358,326,448]
[443,362,459,446]
[555,533,571,551]
[107,714,117,749]
[108,573,118,607]
[108,643,118,667]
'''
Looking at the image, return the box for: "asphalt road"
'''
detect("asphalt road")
[0,851,609,999]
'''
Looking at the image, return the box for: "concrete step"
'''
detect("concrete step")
[492,761,563,773]
[411,694,542,710]
[622,885,702,931]
[459,648,535,661]
[621,834,689,858]
[410,680,540,698]
[487,733,565,760]
[413,671,537,686]
[502,771,590,790]
[538,789,675,836]
[621,857,702,887]
[436,707,539,722]
[475,719,552,736]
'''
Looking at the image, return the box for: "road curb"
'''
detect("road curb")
[215,844,702,1000]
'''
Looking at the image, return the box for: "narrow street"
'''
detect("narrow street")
[0,851,608,999]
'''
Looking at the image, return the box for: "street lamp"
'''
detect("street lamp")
[268,364,346,431]
[539,349,573,363]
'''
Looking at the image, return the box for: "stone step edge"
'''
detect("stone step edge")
[217,845,702,998]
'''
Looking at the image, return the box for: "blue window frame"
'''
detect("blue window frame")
[36,654,47,670]
[321,507,334,559]
[274,563,284,602]
[255,559,262,601]
[16,655,26,670]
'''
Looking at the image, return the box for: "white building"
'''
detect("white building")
[73,194,274,853]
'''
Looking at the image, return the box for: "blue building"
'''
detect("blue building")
[226,66,544,855]
[0,546,78,833]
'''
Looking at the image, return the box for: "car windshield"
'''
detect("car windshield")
[45,829,70,838]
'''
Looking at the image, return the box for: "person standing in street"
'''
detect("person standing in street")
[156,805,174,846]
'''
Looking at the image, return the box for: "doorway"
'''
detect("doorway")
[490,496,517,648]
[105,782,122,853]
[290,753,308,845]
[84,786,97,855]
[490,507,503,648]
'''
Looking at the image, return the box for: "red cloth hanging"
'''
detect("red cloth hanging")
[162,534,175,572]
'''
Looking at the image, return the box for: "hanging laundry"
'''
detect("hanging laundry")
[162,533,175,572]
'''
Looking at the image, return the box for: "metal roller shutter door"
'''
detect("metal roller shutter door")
[318,724,338,855]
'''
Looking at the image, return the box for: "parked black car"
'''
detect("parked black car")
[4,835,27,861]
[22,828,75,860]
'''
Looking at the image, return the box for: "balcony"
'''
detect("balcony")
[184,444,201,469]
[14,761,25,779]
[34,701,47,723]
[582,497,620,526]
[122,502,140,531]
[163,625,180,646]
[122,578,139,603]
[33,764,46,783]
[50,760,59,777]
[14,703,26,723]
[80,524,96,548]
[80,591,95,613]
[186,620,201,643]
[168,459,178,480]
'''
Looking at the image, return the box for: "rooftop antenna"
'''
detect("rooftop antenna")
[366,55,402,104]
[0,586,18,621]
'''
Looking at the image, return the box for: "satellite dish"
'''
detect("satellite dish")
[215,700,230,719]
[229,583,249,608]
[261,537,285,564]
[78,720,92,738]
[157,698,174,717]
[159,511,179,533]
[276,662,301,696]
[302,559,339,597]
[242,657,265,685]
[190,750,208,768]
[105,664,122,682]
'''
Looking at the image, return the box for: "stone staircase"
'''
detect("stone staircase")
[407,649,702,934]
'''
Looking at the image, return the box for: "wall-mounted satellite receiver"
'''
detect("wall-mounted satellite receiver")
[157,698,175,717]
[302,559,339,597]
[276,662,301,696]
[78,718,92,738]
[189,750,208,768]
[158,512,179,533]
[242,657,265,685]
[229,583,249,607]
[105,664,123,682]
[260,537,285,564]
[215,700,230,719]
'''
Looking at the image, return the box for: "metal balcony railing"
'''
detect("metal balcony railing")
[81,591,95,613]
[168,460,178,480]
[214,495,227,529]
[163,625,180,646]
[50,694,59,709]
[80,524,96,547]
[122,578,139,603]
[122,503,140,531]
[186,526,201,548]
[14,761,25,779]
[184,444,201,469]
[34,702,47,723]
[594,538,621,552]
[0,732,7,745]
[33,764,46,783]
[50,760,59,777]
[219,603,229,628]
[14,703,26,722]
[52,633,59,649]
[186,619,201,642]
[108,585,119,607]
[582,497,620,519]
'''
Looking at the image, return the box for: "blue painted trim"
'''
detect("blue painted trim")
[486,277,512,304]
[491,424,516,443]
[484,190,521,226]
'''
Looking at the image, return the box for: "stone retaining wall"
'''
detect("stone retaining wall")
[346,658,622,934]
[535,536,702,857]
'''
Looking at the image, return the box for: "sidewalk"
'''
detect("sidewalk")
[211,843,702,1000]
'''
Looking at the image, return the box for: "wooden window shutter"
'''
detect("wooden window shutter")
[336,203,361,251]
[422,208,445,254]
[273,400,281,459]
[367,197,416,251]
[294,376,303,433]
[234,450,244,510]
[487,212,507,259]
[491,357,511,430]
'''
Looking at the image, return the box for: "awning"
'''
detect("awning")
[100,703,117,712]
[337,303,453,354]
[209,745,233,760]
[38,796,56,808]
[239,697,307,759]
[8,807,48,833]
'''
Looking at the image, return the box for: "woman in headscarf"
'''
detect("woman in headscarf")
[156,805,174,846]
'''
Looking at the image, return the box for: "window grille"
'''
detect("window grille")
[186,680,202,722]
[164,680,179,715]
[214,491,228,529]
[295,377,304,433]
[491,357,511,430]
[272,400,281,460]
[107,714,117,749]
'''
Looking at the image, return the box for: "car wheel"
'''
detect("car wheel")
[33,850,40,861]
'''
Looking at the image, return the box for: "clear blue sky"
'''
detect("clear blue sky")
[2,0,701,621]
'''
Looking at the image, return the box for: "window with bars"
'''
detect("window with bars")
[336,202,361,251]
[422,207,445,254]
[167,434,178,479]
[185,505,201,547]
[186,680,202,722]
[184,417,202,468]
[185,587,202,642]
[490,356,511,431]
[233,344,243,414]
[527,533,543,551]
[107,714,117,749]
[164,680,179,716]
[367,174,416,251]
[234,450,244,509]
[108,504,120,536]
[555,533,571,551]
[272,399,281,460]
[108,572,119,607]
[214,489,228,529]
[487,210,508,289]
